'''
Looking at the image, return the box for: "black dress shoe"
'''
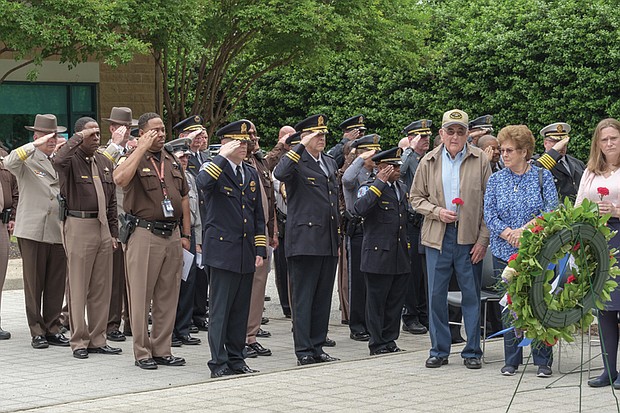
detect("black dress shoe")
[261,317,269,325]
[425,356,448,368]
[180,335,201,345]
[297,355,316,366]
[324,337,336,347]
[247,341,272,356]
[256,328,271,338]
[211,367,235,378]
[341,319,349,325]
[87,345,122,355]
[0,328,11,340]
[32,335,49,349]
[451,336,465,344]
[233,364,259,374]
[153,355,186,366]
[189,325,199,334]
[370,348,391,355]
[107,330,126,342]
[402,320,428,335]
[171,337,183,347]
[73,348,89,359]
[46,333,70,347]
[123,329,132,337]
[464,357,482,369]
[195,319,209,331]
[588,375,617,388]
[135,358,158,370]
[244,345,258,358]
[350,332,371,341]
[387,345,404,353]
[314,353,340,363]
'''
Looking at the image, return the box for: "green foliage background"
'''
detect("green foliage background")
[235,0,620,162]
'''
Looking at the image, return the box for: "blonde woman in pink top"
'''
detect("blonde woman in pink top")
[575,118,620,389]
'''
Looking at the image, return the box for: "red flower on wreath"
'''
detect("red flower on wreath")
[598,187,610,201]
[506,294,512,305]
[567,274,577,284]
[572,242,580,251]
[531,225,544,234]
[508,253,518,263]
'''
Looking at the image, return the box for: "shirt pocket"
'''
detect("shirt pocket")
[377,202,396,224]
[138,169,160,191]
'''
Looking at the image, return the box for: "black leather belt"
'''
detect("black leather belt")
[136,219,178,237]
[67,210,98,219]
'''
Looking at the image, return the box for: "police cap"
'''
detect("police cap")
[371,147,403,165]
[338,114,367,132]
[216,119,252,141]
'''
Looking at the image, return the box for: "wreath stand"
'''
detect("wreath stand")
[505,222,620,412]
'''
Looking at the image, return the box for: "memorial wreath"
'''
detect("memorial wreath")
[501,197,620,347]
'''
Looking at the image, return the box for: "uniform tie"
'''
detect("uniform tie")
[236,165,243,186]
[317,159,328,176]
[91,160,111,240]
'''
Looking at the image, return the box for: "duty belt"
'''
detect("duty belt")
[136,219,178,238]
[67,210,98,219]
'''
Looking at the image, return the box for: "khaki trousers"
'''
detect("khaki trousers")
[246,251,271,343]
[125,227,182,361]
[63,217,113,350]
[108,246,127,332]
[17,238,66,337]
[0,223,8,326]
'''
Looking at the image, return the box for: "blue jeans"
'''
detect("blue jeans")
[492,256,553,367]
[426,224,482,359]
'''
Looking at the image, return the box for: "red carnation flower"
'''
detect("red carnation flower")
[598,187,610,201]
[567,274,577,283]
[572,242,580,251]
[531,225,544,234]
[506,294,512,305]
[452,197,464,206]
[508,253,518,262]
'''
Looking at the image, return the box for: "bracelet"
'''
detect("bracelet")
[181,234,190,240]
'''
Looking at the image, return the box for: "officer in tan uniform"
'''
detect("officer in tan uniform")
[0,148,18,339]
[113,112,191,370]
[4,114,69,349]
[53,117,122,359]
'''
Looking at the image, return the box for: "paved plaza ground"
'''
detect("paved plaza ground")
[1,259,619,412]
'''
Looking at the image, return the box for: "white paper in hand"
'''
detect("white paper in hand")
[182,249,195,281]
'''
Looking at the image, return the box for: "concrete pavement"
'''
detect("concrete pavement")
[0,259,618,413]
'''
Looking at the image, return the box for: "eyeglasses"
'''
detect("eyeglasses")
[443,128,467,136]
[499,148,519,154]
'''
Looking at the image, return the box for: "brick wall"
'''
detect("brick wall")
[98,54,161,140]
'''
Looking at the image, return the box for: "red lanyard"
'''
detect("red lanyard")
[150,157,169,198]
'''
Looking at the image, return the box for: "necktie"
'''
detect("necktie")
[236,165,243,186]
[391,183,400,201]
[561,157,571,175]
[317,159,328,176]
[91,160,111,240]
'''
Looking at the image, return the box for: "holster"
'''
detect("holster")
[57,194,68,222]
[0,208,11,224]
[118,213,137,244]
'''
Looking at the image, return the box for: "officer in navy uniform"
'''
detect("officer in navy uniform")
[327,115,367,169]
[399,119,432,335]
[274,114,341,366]
[173,115,211,333]
[533,122,585,202]
[341,134,382,342]
[196,119,267,378]
[354,147,410,355]
[468,115,494,147]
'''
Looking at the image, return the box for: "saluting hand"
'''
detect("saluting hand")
[80,128,100,139]
[186,129,203,141]
[111,126,127,145]
[300,131,320,147]
[359,149,376,160]
[409,134,421,149]
[219,140,240,158]
[484,146,494,162]
[552,136,570,152]
[137,130,158,151]
[376,165,393,183]
[33,132,57,148]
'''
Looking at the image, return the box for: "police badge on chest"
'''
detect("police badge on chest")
[162,198,174,218]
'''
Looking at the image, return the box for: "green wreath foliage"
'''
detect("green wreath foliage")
[502,198,620,346]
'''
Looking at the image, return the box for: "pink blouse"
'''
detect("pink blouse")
[575,168,620,208]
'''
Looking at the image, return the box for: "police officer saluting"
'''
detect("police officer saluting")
[274,114,340,366]
[354,147,410,355]
[196,120,267,378]
[113,112,191,370]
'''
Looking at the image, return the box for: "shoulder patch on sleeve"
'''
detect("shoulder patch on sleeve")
[357,185,369,198]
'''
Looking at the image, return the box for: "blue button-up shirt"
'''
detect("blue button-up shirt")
[441,145,466,211]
